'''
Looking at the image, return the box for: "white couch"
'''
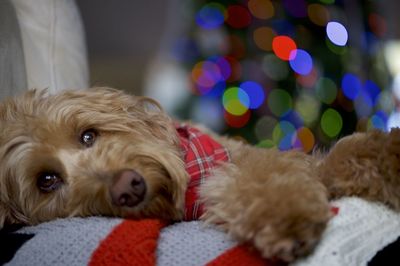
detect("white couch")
[0,0,88,100]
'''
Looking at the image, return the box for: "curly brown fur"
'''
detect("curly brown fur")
[316,129,400,210]
[0,87,399,262]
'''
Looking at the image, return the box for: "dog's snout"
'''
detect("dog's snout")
[110,170,146,208]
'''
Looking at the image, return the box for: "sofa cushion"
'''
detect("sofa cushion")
[0,0,27,100]
[11,0,89,92]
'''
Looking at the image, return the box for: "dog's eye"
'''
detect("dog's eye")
[80,129,97,147]
[37,172,63,193]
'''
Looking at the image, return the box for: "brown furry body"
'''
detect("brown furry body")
[0,88,399,262]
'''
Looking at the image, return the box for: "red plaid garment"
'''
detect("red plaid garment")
[176,124,230,221]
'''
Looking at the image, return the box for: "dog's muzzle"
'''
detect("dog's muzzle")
[110,169,146,208]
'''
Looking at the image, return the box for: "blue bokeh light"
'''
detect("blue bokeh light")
[237,87,250,108]
[275,121,296,151]
[196,4,225,30]
[370,111,388,131]
[203,81,226,98]
[341,73,362,100]
[240,81,265,109]
[289,49,313,75]
[364,80,381,106]
[354,89,373,117]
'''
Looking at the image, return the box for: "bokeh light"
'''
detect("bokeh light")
[353,80,381,117]
[368,13,387,37]
[354,90,373,117]
[268,89,293,117]
[326,21,348,46]
[209,56,231,80]
[289,49,313,75]
[196,3,226,30]
[282,110,304,129]
[320,108,343,138]
[257,139,275,148]
[191,61,222,94]
[247,0,274,20]
[226,5,252,29]
[186,0,391,150]
[205,81,226,98]
[253,27,275,51]
[191,97,224,131]
[295,93,320,125]
[308,4,330,26]
[224,110,251,128]
[191,57,234,95]
[293,127,315,153]
[262,54,289,80]
[255,115,278,140]
[223,87,249,115]
[272,121,296,150]
[272,36,297,61]
[315,77,337,104]
[341,73,362,100]
[297,67,318,88]
[240,81,265,109]
[377,90,395,114]
[368,111,387,131]
[364,80,381,106]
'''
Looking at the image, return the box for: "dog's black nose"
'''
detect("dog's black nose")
[110,170,146,207]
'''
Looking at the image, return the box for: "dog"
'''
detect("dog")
[1,87,400,262]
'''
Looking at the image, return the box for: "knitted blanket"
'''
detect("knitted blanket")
[2,197,400,266]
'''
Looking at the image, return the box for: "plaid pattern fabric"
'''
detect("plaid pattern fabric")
[176,124,230,221]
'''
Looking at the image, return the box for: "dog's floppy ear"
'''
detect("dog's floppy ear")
[0,203,7,229]
[135,97,188,211]
[163,156,188,213]
[147,148,188,217]
[0,202,13,229]
[0,201,28,229]
[129,96,180,145]
[136,96,164,113]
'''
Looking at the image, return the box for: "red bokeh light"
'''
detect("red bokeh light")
[272,35,297,61]
[224,110,251,128]
[226,5,252,29]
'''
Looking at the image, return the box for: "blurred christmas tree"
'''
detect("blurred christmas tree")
[173,0,393,151]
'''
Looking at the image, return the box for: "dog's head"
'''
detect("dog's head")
[0,88,188,228]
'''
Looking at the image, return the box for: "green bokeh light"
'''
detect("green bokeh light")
[256,139,275,148]
[267,89,293,117]
[223,87,249,116]
[315,77,337,104]
[262,54,289,81]
[320,108,343,138]
[254,115,278,141]
[295,93,320,125]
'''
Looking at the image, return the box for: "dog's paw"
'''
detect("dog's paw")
[250,211,328,262]
[223,185,331,262]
